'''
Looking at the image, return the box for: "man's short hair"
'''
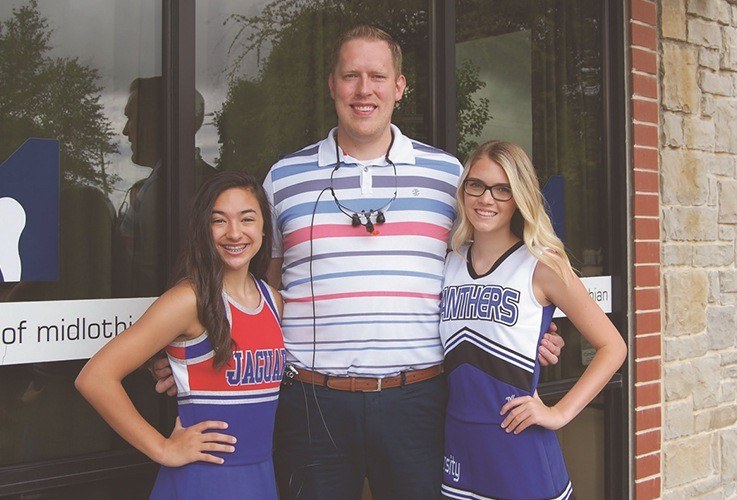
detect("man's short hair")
[330,25,403,77]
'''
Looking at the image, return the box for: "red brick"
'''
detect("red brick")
[633,146,659,170]
[634,217,660,240]
[635,264,660,288]
[636,429,661,455]
[636,406,662,432]
[635,242,660,264]
[632,47,657,74]
[633,73,658,99]
[632,22,658,49]
[633,98,659,124]
[631,0,657,25]
[634,194,659,217]
[635,475,661,499]
[635,287,660,311]
[634,123,659,148]
[634,169,659,193]
[636,311,661,335]
[636,358,661,384]
[636,311,661,336]
[636,453,660,479]
[635,335,661,359]
[636,382,661,407]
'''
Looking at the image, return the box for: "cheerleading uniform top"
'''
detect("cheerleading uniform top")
[165,277,286,465]
[439,242,572,500]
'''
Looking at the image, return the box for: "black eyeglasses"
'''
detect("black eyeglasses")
[462,178,513,201]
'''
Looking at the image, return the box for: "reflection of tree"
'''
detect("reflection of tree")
[0,1,118,192]
[215,0,490,179]
[456,59,490,161]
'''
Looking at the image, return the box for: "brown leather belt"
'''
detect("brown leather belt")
[290,364,443,392]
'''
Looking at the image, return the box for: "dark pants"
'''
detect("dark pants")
[274,375,447,500]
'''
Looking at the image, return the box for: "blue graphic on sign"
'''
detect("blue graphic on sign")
[541,175,565,243]
[0,139,60,282]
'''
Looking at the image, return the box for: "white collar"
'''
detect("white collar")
[317,123,416,167]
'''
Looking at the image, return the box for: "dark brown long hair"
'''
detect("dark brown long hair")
[177,171,273,368]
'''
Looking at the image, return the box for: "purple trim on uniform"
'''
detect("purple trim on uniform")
[255,278,279,322]
[186,337,215,359]
[531,304,557,391]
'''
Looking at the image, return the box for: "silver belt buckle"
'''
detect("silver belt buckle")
[364,377,382,392]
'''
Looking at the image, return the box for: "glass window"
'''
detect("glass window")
[456,1,617,495]
[0,0,163,466]
[456,0,610,381]
[195,0,431,183]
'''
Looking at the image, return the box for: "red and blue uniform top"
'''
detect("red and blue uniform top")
[166,278,285,465]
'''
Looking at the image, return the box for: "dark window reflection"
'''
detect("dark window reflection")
[0,0,164,469]
[196,0,430,182]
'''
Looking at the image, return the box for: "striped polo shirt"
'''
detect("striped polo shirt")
[263,125,462,377]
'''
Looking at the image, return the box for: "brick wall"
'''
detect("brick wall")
[631,0,663,498]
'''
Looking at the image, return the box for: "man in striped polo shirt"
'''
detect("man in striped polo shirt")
[153,24,562,500]
[263,26,563,500]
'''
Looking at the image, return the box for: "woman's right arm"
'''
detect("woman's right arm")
[75,283,235,466]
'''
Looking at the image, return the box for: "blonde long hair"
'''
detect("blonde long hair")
[451,140,572,283]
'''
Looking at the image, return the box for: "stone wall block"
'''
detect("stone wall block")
[708,270,720,302]
[663,242,693,265]
[663,206,719,240]
[665,270,709,335]
[721,380,737,403]
[663,434,714,488]
[663,112,685,146]
[663,43,700,112]
[702,94,716,116]
[706,153,735,175]
[694,244,735,266]
[715,100,737,152]
[693,355,721,408]
[701,71,733,95]
[721,269,737,292]
[709,176,719,206]
[722,430,737,482]
[688,18,723,48]
[665,398,695,438]
[663,0,688,40]
[710,406,737,429]
[706,306,737,349]
[664,361,695,399]
[688,0,722,21]
[661,149,708,204]
[718,225,735,240]
[718,179,737,222]
[664,334,708,361]
[699,47,721,69]
[684,115,716,149]
[722,26,737,70]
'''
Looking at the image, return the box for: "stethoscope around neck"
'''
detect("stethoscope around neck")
[329,131,398,234]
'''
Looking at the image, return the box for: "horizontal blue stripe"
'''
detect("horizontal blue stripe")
[285,335,440,345]
[277,197,456,228]
[273,174,457,205]
[284,269,442,291]
[186,338,214,359]
[286,311,440,320]
[283,250,445,271]
[287,343,440,353]
[293,361,443,371]
[178,391,279,402]
[283,319,440,328]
